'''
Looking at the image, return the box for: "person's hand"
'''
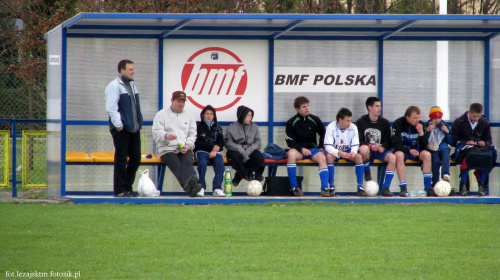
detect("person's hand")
[181,145,189,154]
[426,123,435,132]
[345,152,356,160]
[415,123,424,135]
[410,149,419,157]
[301,148,311,156]
[478,141,486,146]
[441,124,449,134]
[212,145,220,153]
[466,140,477,145]
[209,151,217,158]
[167,133,177,140]
[370,144,379,152]
[378,146,385,153]
[117,126,123,132]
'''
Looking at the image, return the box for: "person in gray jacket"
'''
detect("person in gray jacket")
[152,91,203,197]
[225,105,265,187]
[105,60,143,197]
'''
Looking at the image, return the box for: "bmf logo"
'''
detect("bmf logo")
[181,47,247,111]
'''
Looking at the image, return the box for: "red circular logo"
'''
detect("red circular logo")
[181,47,247,111]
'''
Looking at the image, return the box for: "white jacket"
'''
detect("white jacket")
[152,107,197,155]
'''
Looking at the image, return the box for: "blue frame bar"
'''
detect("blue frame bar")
[484,39,490,120]
[61,27,68,197]
[378,40,384,112]
[268,39,274,144]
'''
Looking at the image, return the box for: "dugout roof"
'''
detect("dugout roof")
[60,13,500,41]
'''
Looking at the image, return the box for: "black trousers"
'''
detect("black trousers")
[110,128,141,195]
[226,149,265,179]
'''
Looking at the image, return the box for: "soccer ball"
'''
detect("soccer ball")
[246,180,263,196]
[363,180,379,197]
[434,180,451,197]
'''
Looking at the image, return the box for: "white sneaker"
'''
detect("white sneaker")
[443,174,451,182]
[196,188,205,197]
[213,189,225,197]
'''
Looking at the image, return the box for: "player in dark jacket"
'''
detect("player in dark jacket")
[451,103,497,196]
[285,96,328,196]
[392,106,433,196]
[356,97,397,197]
[194,105,225,197]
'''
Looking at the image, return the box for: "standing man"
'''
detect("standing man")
[452,103,497,196]
[324,108,363,197]
[392,106,434,197]
[356,97,397,197]
[152,91,203,197]
[285,96,328,197]
[105,60,143,197]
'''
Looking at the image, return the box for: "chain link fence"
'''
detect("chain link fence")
[1,58,47,188]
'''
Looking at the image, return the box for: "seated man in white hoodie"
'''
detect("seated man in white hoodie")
[152,91,203,197]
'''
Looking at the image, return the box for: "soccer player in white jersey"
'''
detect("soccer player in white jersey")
[324,108,365,197]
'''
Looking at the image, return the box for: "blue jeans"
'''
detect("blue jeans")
[431,148,451,187]
[195,151,225,190]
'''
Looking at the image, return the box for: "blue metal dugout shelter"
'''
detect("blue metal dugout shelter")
[45,13,500,198]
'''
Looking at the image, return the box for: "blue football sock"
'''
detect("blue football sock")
[382,171,395,189]
[328,163,334,188]
[479,171,488,183]
[460,172,468,183]
[399,182,407,189]
[319,168,329,189]
[355,164,364,186]
[423,172,432,189]
[364,162,370,173]
[287,164,297,189]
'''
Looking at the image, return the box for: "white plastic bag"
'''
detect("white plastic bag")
[138,169,160,197]
[427,129,445,151]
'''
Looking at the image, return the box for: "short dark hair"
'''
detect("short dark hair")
[118,60,134,73]
[469,103,483,114]
[365,97,380,110]
[294,96,309,109]
[336,107,352,122]
[405,106,421,117]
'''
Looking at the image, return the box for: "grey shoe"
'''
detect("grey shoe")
[478,182,486,196]
[459,182,467,196]
[291,186,303,197]
[328,188,336,197]
[189,183,203,197]
[399,187,408,197]
[320,188,330,197]
[184,176,198,195]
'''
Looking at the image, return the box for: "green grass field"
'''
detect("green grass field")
[1,202,499,279]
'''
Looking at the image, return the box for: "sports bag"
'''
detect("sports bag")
[465,146,494,173]
[263,176,303,196]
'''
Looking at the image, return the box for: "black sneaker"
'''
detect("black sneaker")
[459,182,467,196]
[320,189,330,197]
[357,188,368,197]
[291,186,303,197]
[114,192,133,197]
[254,174,264,182]
[128,191,138,197]
[426,187,438,197]
[232,172,242,187]
[329,188,336,197]
[478,182,486,196]
[364,172,372,181]
[382,188,393,197]
[399,187,408,197]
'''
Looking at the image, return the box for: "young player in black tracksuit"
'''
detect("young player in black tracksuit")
[285,96,328,196]
[392,106,434,197]
[355,97,397,197]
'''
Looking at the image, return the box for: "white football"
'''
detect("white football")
[246,180,263,196]
[434,180,451,197]
[364,180,379,197]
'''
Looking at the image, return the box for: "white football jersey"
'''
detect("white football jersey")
[324,121,360,158]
